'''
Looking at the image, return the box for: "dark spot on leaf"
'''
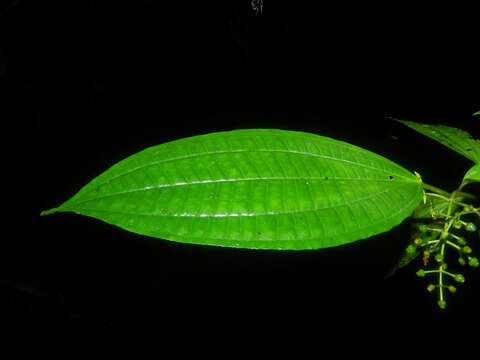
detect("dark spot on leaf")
[466,148,472,151]
[325,177,329,180]
[389,175,394,180]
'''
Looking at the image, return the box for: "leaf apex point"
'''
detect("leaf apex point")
[40,208,59,216]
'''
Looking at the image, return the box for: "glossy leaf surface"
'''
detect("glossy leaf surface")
[41,129,423,250]
[395,119,480,163]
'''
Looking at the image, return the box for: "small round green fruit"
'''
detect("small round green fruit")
[453,221,463,229]
[437,300,447,309]
[462,246,472,254]
[406,244,417,255]
[416,269,426,277]
[468,257,479,267]
[465,223,477,232]
[435,254,444,262]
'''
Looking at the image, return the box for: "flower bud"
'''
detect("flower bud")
[437,300,447,309]
[453,221,463,229]
[448,285,456,293]
[427,284,436,292]
[416,269,426,277]
[454,274,465,283]
[457,237,467,245]
[465,222,477,232]
[458,257,466,266]
[468,257,479,267]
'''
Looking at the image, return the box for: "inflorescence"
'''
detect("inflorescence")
[411,189,479,309]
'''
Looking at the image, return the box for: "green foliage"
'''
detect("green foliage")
[386,117,480,309]
[394,118,480,163]
[463,164,480,183]
[41,129,423,250]
[41,116,480,310]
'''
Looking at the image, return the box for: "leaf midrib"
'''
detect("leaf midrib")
[67,186,422,243]
[67,182,415,216]
[79,148,414,199]
[70,175,415,207]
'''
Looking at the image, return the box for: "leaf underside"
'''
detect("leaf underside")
[41,129,423,250]
[394,119,480,163]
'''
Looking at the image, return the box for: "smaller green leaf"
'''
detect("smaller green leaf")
[473,111,480,117]
[393,118,480,164]
[387,245,421,277]
[463,163,480,183]
[385,226,438,278]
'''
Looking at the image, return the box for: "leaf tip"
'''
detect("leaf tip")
[40,207,59,216]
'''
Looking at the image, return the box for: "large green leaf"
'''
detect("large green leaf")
[41,129,423,250]
[394,119,480,163]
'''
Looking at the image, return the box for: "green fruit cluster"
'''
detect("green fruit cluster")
[409,192,479,309]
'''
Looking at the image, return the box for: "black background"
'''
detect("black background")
[2,0,480,358]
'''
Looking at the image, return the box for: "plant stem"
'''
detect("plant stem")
[422,183,451,197]
[422,182,477,200]
[446,240,461,250]
[439,243,446,304]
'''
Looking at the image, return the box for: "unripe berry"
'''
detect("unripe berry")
[438,300,447,309]
[454,221,463,229]
[416,269,426,277]
[435,253,444,262]
[458,257,466,266]
[468,257,479,267]
[455,274,465,283]
[462,246,472,254]
[418,224,428,233]
[448,285,457,293]
[406,244,417,255]
[414,238,422,245]
[465,222,477,232]
[457,237,467,245]
[427,284,436,292]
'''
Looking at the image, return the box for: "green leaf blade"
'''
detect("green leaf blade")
[463,163,480,183]
[394,118,480,163]
[42,129,423,250]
